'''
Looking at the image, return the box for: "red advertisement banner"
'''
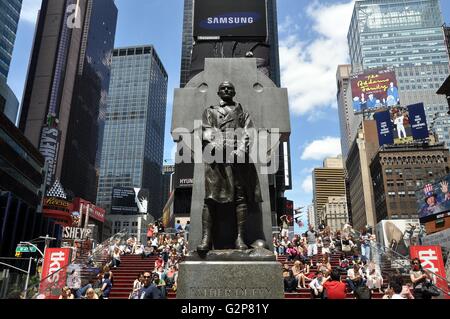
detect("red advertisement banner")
[410,246,449,298]
[38,248,72,299]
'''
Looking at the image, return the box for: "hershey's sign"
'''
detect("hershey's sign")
[62,227,92,240]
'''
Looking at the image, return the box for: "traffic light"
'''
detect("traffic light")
[15,251,22,258]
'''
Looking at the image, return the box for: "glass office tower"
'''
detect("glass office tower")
[0,0,22,123]
[0,0,22,81]
[348,0,450,146]
[96,46,168,220]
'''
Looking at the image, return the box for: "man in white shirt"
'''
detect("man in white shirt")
[391,282,406,299]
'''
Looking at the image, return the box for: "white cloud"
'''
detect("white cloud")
[301,136,341,161]
[20,0,42,24]
[301,175,313,194]
[279,0,355,116]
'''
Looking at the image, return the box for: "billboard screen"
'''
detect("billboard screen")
[111,187,149,215]
[374,103,429,146]
[351,69,399,113]
[193,0,267,39]
[416,174,450,222]
[375,219,421,257]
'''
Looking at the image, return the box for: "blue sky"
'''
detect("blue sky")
[8,0,450,222]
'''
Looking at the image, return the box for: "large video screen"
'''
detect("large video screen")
[111,187,149,215]
[351,69,399,113]
[193,0,267,39]
[374,103,429,146]
[416,174,450,222]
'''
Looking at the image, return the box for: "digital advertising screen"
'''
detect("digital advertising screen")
[193,0,267,39]
[111,187,149,215]
[351,69,399,113]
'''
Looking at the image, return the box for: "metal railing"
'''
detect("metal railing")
[347,227,450,298]
[19,230,129,299]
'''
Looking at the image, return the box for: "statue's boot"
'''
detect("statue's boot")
[235,203,249,250]
[197,204,213,253]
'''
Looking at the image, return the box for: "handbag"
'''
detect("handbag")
[342,244,351,252]
[421,282,441,297]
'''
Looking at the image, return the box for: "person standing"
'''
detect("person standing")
[305,225,318,257]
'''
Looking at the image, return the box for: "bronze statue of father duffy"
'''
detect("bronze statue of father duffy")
[197,81,262,253]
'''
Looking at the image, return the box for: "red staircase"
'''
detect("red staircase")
[278,251,386,299]
[109,255,176,299]
[108,251,386,299]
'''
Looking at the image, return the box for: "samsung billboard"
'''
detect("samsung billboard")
[193,0,268,39]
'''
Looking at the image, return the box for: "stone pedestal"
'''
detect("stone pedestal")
[176,260,284,299]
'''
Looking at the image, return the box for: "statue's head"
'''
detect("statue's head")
[217,81,236,102]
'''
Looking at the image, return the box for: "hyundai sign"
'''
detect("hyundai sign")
[194,0,267,39]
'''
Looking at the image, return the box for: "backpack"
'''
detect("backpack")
[354,286,372,299]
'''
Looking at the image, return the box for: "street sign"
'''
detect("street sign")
[16,246,37,253]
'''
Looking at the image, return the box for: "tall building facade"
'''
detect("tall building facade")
[321,197,349,232]
[370,143,450,222]
[0,0,22,123]
[176,0,290,228]
[0,111,61,258]
[19,0,118,202]
[337,65,363,161]
[180,0,280,88]
[307,204,316,229]
[347,0,450,146]
[346,120,380,230]
[0,0,22,81]
[313,156,347,228]
[96,46,168,221]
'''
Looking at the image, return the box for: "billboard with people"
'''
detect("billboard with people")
[374,103,429,146]
[416,174,450,222]
[351,69,399,113]
[375,219,422,257]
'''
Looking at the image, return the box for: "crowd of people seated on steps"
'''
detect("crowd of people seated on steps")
[281,222,443,300]
[55,226,187,300]
[281,223,384,299]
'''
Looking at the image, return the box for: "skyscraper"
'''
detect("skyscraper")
[180,0,280,88]
[347,0,450,146]
[0,0,22,81]
[176,0,290,226]
[96,46,168,221]
[19,0,117,202]
[313,156,347,229]
[336,65,363,161]
[0,0,22,123]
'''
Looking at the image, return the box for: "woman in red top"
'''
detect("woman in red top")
[323,269,347,299]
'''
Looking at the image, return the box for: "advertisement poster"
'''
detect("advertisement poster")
[416,174,450,222]
[193,0,267,39]
[39,248,72,299]
[410,246,449,298]
[375,219,421,257]
[374,103,429,146]
[351,69,399,113]
[374,110,394,146]
[408,103,429,141]
[111,187,149,215]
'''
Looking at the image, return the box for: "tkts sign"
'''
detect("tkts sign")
[410,246,449,298]
[39,248,71,299]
